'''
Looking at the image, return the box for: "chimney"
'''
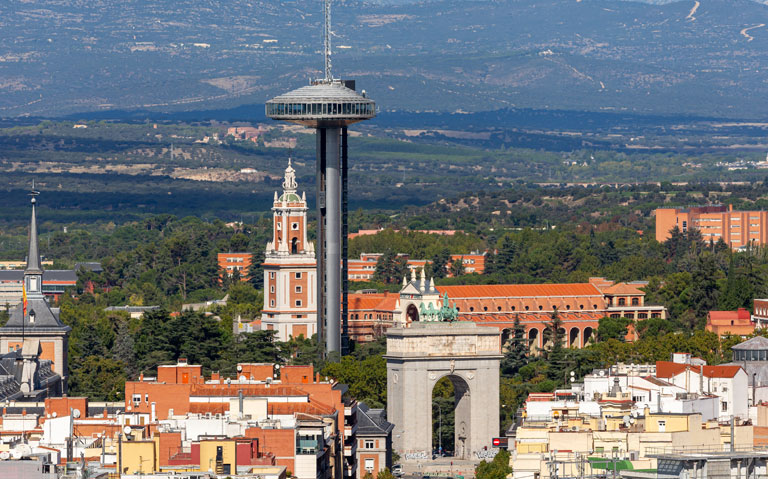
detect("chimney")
[729,204,733,212]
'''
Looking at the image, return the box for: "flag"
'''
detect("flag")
[22,283,27,318]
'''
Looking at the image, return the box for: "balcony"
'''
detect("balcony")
[344,422,358,438]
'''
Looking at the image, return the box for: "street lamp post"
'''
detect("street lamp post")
[436,403,442,457]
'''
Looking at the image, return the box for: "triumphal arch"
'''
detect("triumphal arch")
[385,294,502,461]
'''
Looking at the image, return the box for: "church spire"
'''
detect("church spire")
[26,183,42,274]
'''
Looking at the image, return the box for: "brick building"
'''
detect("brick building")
[346,272,667,347]
[218,252,253,281]
[347,253,485,282]
[121,360,359,479]
[706,308,756,337]
[656,204,768,249]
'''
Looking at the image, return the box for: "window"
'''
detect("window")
[657,420,666,432]
[295,272,302,279]
[365,458,375,473]
[295,286,302,293]
[132,394,141,406]
[631,298,639,306]
[722,401,728,412]
[277,223,281,230]
[270,272,275,279]
[295,300,303,307]
[292,222,299,230]
[145,394,149,403]
[364,440,375,449]
[270,285,275,293]
[270,300,275,307]
[618,298,626,306]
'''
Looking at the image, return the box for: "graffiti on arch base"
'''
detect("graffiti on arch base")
[474,449,499,459]
[404,451,429,460]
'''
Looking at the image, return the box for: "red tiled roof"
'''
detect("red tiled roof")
[348,292,398,311]
[656,361,743,379]
[190,384,308,397]
[437,283,603,299]
[268,402,334,416]
[189,403,229,414]
[708,309,752,323]
[599,283,645,295]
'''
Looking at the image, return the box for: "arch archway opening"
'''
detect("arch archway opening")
[291,237,298,254]
[406,304,419,323]
[528,328,539,355]
[432,374,471,459]
[569,327,580,348]
[500,328,512,351]
[583,327,594,346]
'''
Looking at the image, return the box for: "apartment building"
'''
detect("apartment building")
[656,204,768,249]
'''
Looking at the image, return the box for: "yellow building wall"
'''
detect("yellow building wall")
[118,441,157,475]
[644,414,698,433]
[199,440,237,473]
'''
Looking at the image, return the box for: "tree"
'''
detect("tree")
[112,318,137,378]
[449,256,466,277]
[322,355,387,408]
[688,255,720,326]
[597,316,632,342]
[428,248,451,279]
[542,309,567,382]
[501,315,527,377]
[475,448,512,479]
[373,250,408,284]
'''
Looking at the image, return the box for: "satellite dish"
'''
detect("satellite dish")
[599,370,605,377]
[237,365,243,372]
[629,417,636,424]
[123,426,132,435]
[622,415,631,425]
[226,378,232,386]
[72,409,81,419]
[10,449,21,460]
[52,412,57,418]
[0,451,10,460]
[239,375,246,382]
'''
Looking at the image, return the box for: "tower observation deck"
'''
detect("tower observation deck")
[265,1,376,357]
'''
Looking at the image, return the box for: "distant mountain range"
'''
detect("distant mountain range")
[2,0,768,118]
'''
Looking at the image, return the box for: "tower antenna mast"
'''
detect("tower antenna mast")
[323,0,332,81]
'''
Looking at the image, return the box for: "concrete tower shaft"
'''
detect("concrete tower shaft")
[267,80,374,356]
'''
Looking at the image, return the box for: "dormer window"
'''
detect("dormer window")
[29,310,35,324]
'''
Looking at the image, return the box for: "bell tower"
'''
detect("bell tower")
[0,190,71,393]
[261,160,318,341]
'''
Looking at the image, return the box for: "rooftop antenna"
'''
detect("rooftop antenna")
[323,0,332,81]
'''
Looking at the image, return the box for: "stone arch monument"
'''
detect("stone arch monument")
[386,319,501,461]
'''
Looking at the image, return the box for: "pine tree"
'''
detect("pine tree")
[112,319,137,378]
[543,309,567,382]
[449,256,465,277]
[501,315,528,377]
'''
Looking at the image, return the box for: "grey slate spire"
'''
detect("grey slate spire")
[26,192,43,274]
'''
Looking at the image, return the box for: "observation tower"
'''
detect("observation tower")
[266,0,375,356]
